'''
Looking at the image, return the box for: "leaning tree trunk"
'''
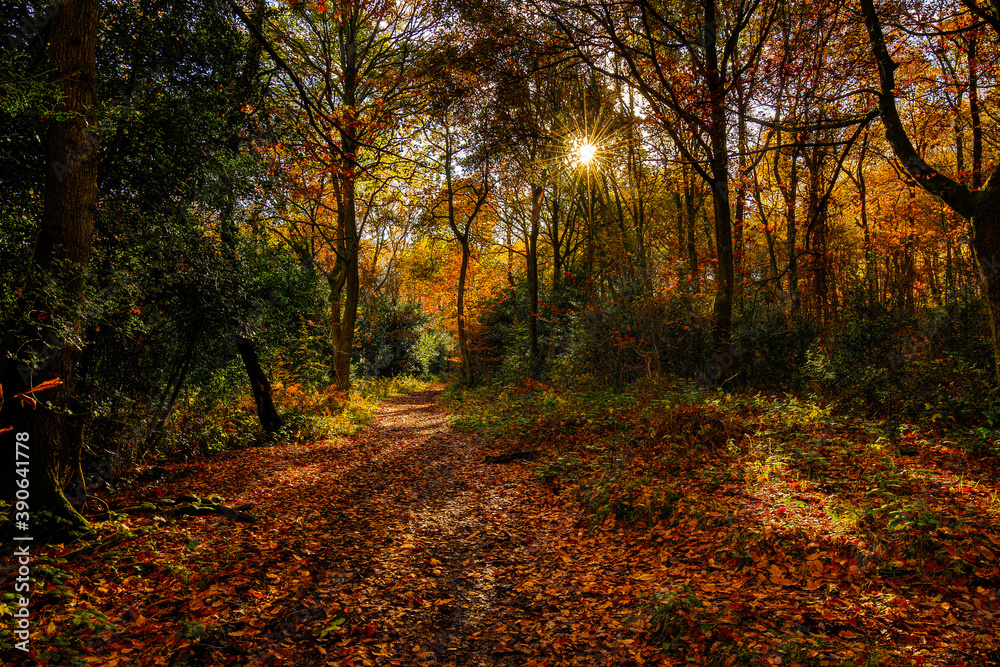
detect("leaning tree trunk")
[861,0,1000,386]
[220,0,281,435]
[971,195,1000,385]
[4,0,101,539]
[235,337,283,434]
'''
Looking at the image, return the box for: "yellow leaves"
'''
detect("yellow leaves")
[632,573,658,581]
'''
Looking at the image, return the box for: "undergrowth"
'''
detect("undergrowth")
[158,374,432,459]
[445,374,1000,665]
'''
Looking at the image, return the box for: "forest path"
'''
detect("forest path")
[258,385,528,666]
[11,387,646,667]
[218,386,641,667]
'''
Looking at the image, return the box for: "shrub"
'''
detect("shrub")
[354,298,450,379]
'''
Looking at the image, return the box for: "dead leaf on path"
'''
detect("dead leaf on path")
[769,564,795,586]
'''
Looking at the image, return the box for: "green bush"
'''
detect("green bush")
[354,298,450,379]
[413,326,454,376]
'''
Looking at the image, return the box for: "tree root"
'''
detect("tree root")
[120,495,255,522]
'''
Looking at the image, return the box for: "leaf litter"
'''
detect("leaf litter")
[3,384,1000,666]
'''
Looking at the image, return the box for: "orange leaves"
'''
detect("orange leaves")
[768,564,796,587]
[13,386,1000,666]
[0,376,64,411]
[21,377,64,395]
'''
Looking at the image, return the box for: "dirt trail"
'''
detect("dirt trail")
[233,387,574,667]
[12,386,998,666]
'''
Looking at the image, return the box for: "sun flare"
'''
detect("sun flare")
[576,141,597,166]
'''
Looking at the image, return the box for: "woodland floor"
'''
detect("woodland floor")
[4,385,1000,666]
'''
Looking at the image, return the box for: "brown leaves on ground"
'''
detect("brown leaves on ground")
[456,383,1000,667]
[1,387,642,666]
[4,386,1000,666]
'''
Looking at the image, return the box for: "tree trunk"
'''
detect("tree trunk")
[972,193,1000,385]
[457,239,474,386]
[585,169,595,289]
[861,0,1000,384]
[547,195,561,360]
[330,19,361,391]
[968,32,983,190]
[235,336,283,434]
[783,153,800,313]
[705,0,734,348]
[2,0,100,539]
[686,183,698,287]
[221,0,280,432]
[335,208,359,391]
[527,184,543,372]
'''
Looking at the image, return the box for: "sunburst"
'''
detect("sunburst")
[574,139,597,166]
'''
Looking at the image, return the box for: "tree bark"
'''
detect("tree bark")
[706,0,734,347]
[220,0,281,433]
[2,0,100,539]
[781,148,801,312]
[686,179,698,288]
[235,336,283,434]
[527,184,543,372]
[547,194,561,360]
[968,32,983,190]
[457,238,475,386]
[333,24,361,392]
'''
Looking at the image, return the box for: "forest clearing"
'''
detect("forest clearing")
[4,0,1000,664]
